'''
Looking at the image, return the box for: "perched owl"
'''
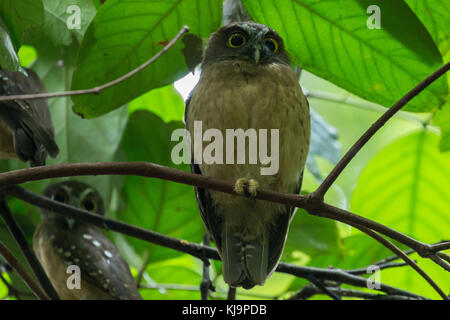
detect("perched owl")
[185,22,310,289]
[33,181,142,300]
[0,67,59,166]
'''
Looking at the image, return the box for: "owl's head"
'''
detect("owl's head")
[40,180,105,228]
[202,22,290,67]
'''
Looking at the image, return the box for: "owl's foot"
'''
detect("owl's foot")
[234,178,259,198]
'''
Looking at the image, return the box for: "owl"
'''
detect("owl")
[0,67,59,166]
[33,180,142,300]
[185,22,310,289]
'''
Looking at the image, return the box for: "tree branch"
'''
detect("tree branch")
[3,185,426,299]
[313,62,449,198]
[289,283,423,300]
[0,26,190,103]
[0,201,58,300]
[0,241,48,300]
[1,161,447,272]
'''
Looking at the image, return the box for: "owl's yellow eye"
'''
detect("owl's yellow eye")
[82,199,97,212]
[227,32,246,48]
[264,37,278,53]
[53,191,68,204]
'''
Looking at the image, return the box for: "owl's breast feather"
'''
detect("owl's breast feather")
[187,60,310,216]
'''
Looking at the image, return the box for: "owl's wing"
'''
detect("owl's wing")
[53,226,142,300]
[0,68,59,163]
[267,172,303,273]
[191,162,223,250]
[185,92,224,250]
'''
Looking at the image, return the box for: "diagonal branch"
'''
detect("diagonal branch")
[0,200,59,300]
[4,185,426,300]
[0,241,48,300]
[313,62,449,198]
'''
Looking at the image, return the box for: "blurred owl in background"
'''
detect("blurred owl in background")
[33,180,142,300]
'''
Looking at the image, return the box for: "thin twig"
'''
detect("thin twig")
[290,283,422,300]
[0,26,190,103]
[0,241,48,300]
[0,203,56,300]
[313,62,449,198]
[306,275,341,300]
[347,261,409,276]
[355,226,448,300]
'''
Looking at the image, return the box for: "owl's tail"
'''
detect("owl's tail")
[221,224,269,289]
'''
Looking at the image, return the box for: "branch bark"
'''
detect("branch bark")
[4,185,426,299]
[0,200,59,300]
[0,241,48,300]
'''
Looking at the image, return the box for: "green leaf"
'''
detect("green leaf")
[140,255,202,300]
[351,130,449,243]
[0,0,44,48]
[117,110,204,264]
[39,0,97,46]
[128,84,185,123]
[285,209,341,258]
[405,0,450,57]
[433,101,450,152]
[306,107,341,181]
[242,0,448,112]
[71,0,222,118]
[0,20,20,71]
[18,45,37,67]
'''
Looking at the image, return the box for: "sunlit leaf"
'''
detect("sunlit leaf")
[405,0,450,57]
[242,0,448,112]
[0,0,44,48]
[71,0,222,118]
[117,110,204,264]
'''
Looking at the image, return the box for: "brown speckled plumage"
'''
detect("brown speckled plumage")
[33,181,142,300]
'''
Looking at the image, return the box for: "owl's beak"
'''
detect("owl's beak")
[250,43,262,64]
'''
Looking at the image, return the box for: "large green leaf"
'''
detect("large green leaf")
[405,0,450,57]
[433,101,450,152]
[71,0,222,118]
[350,130,450,298]
[306,107,341,181]
[0,0,44,48]
[0,20,20,71]
[117,110,204,265]
[128,84,185,123]
[285,209,341,259]
[140,255,202,300]
[242,0,448,112]
[351,130,449,243]
[39,0,97,47]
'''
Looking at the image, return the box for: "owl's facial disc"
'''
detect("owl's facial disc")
[203,22,289,67]
[40,180,105,228]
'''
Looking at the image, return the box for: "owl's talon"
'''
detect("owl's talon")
[234,178,259,198]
